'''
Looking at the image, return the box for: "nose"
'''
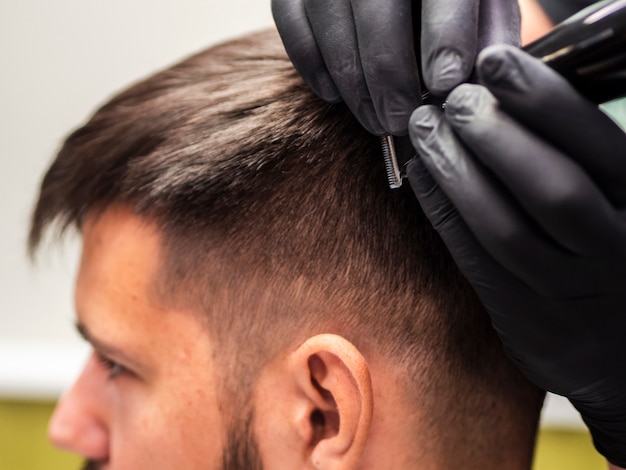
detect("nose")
[48,354,110,460]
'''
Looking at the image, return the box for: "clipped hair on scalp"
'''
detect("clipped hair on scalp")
[30,29,542,462]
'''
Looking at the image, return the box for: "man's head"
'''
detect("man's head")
[31,30,543,469]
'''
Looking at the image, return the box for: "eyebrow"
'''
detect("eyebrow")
[75,321,141,370]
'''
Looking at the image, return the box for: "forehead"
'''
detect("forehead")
[79,205,161,288]
[76,205,192,353]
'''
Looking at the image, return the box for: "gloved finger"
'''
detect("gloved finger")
[477,44,626,207]
[406,155,525,307]
[350,0,422,135]
[304,0,385,135]
[445,84,626,255]
[272,0,340,102]
[477,0,521,50]
[407,154,466,240]
[421,0,480,95]
[409,105,595,297]
[406,154,563,365]
[406,153,513,290]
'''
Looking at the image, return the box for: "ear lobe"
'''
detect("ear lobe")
[290,334,373,469]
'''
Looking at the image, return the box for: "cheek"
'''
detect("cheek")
[109,378,225,469]
[169,385,225,456]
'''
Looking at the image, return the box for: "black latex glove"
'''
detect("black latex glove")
[407,44,626,467]
[271,0,520,135]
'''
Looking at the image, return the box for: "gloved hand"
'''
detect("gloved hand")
[407,44,626,467]
[271,0,520,135]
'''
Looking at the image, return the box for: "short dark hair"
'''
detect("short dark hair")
[30,29,542,462]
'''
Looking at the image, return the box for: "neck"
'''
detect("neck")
[359,359,541,470]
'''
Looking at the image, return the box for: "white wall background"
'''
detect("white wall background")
[0,0,584,428]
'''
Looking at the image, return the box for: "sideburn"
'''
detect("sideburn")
[221,409,264,470]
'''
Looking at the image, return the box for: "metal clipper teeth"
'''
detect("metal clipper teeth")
[381,135,402,189]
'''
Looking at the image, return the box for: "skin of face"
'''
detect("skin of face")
[46,204,415,470]
[48,205,227,469]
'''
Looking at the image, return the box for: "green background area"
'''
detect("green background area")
[0,399,607,470]
[0,400,81,470]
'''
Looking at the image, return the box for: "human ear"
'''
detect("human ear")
[288,334,373,469]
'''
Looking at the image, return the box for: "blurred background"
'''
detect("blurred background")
[0,1,620,468]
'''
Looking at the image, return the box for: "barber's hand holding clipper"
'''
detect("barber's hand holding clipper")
[407,44,626,469]
[271,0,521,135]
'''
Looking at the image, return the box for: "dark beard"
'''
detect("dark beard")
[221,409,264,470]
[81,409,263,470]
[81,460,103,470]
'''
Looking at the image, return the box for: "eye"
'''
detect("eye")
[95,353,127,380]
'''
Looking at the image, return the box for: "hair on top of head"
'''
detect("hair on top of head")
[30,28,543,459]
[30,29,454,362]
[30,30,311,250]
[30,29,442,319]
